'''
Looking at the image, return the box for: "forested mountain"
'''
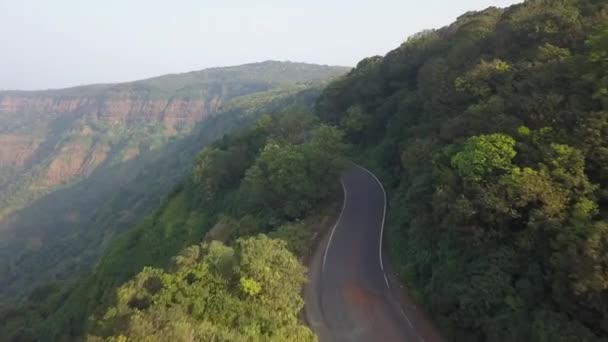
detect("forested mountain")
[4,0,608,341]
[0,61,346,217]
[0,61,348,303]
[1,100,347,341]
[315,0,608,340]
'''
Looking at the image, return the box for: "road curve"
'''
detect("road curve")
[305,164,442,342]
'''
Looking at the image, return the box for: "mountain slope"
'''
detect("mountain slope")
[9,0,608,340]
[0,96,347,341]
[0,62,348,303]
[0,61,348,217]
[315,1,608,341]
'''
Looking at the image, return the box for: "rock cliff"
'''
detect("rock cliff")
[0,61,349,217]
[0,94,220,187]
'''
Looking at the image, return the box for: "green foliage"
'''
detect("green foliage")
[341,105,367,134]
[240,277,263,296]
[89,236,315,341]
[586,25,608,100]
[316,0,608,340]
[241,141,313,220]
[269,222,314,256]
[239,123,347,222]
[0,63,347,304]
[451,133,517,182]
[455,59,512,98]
[192,143,257,200]
[0,75,345,339]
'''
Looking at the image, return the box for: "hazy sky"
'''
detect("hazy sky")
[0,0,521,90]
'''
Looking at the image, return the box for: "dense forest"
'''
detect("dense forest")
[0,105,347,340]
[4,0,608,341]
[315,0,608,340]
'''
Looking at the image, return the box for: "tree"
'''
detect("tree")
[239,124,346,222]
[451,133,517,182]
[240,141,313,220]
[90,236,315,341]
[313,1,608,339]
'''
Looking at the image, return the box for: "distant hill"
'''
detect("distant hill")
[0,61,348,302]
[0,61,348,213]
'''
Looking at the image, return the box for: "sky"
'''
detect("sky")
[0,0,521,90]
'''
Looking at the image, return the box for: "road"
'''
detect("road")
[305,164,443,342]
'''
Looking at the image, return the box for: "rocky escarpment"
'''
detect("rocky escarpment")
[0,61,350,307]
[0,93,225,187]
[0,134,41,167]
[0,94,222,129]
[0,61,350,214]
[42,139,110,186]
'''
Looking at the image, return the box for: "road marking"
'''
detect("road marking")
[322,180,347,273]
[352,164,388,286]
[400,307,426,342]
[383,273,391,289]
[400,308,414,329]
[320,165,431,342]
[354,164,431,342]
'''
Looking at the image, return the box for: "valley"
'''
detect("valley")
[2,1,608,341]
[0,61,348,303]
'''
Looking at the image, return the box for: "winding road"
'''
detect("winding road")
[305,164,443,342]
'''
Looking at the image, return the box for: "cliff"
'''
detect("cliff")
[0,61,349,194]
[0,94,221,186]
[0,62,348,304]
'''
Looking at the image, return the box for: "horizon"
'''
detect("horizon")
[0,60,350,93]
[0,0,521,91]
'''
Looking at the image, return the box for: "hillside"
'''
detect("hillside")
[0,98,347,341]
[4,0,608,341]
[0,61,347,217]
[315,0,608,340]
[0,62,348,303]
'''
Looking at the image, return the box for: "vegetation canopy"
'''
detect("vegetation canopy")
[316,0,608,340]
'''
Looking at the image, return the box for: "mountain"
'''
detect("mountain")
[6,0,608,341]
[0,85,347,342]
[0,61,348,303]
[0,61,348,217]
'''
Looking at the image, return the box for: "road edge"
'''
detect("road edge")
[352,163,445,342]
[303,179,347,341]
[350,163,390,288]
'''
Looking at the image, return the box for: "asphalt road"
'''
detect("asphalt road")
[305,164,442,342]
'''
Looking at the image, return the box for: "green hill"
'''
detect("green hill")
[5,0,608,341]
[316,0,608,340]
[0,62,348,303]
[0,90,347,341]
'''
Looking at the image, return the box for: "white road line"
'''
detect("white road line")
[354,164,426,339]
[400,307,426,342]
[401,308,414,329]
[352,163,388,283]
[322,180,347,273]
[327,164,427,341]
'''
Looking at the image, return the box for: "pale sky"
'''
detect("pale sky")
[0,0,521,90]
